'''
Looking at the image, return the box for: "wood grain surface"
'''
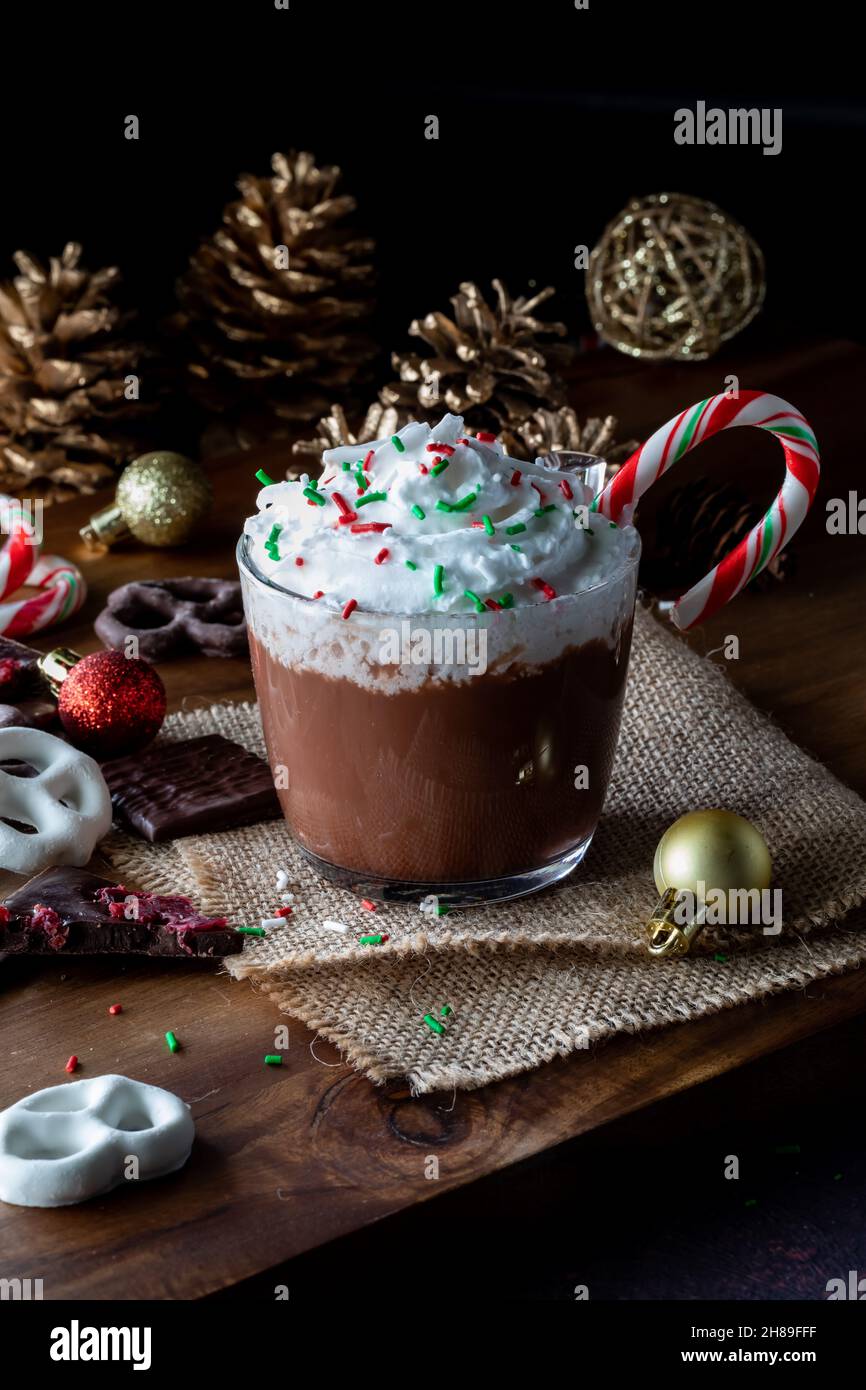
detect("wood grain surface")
[1,334,864,1299]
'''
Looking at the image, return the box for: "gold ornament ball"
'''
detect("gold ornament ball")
[587,192,765,362]
[653,809,772,897]
[116,452,212,547]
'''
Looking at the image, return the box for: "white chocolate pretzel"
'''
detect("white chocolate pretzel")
[0,727,112,874]
[0,1074,195,1207]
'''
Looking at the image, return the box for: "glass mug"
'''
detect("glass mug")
[238,453,640,906]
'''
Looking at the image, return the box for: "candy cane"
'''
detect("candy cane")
[0,554,87,639]
[0,501,38,601]
[592,390,820,629]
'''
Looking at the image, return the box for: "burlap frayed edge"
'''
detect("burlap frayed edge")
[223,887,866,978]
[241,937,866,1094]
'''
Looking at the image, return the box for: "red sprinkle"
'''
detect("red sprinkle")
[0,906,9,924]
[559,479,574,501]
[531,482,546,503]
[294,557,304,567]
[313,590,324,599]
[350,521,391,534]
[426,442,455,456]
[457,437,471,446]
[510,470,522,486]
[476,431,497,443]
[65,1056,78,1074]
[320,475,336,487]
[470,521,486,529]
[363,449,375,471]
[109,1003,123,1015]
[342,599,358,620]
[485,598,503,611]
[332,491,353,517]
[418,463,429,475]
[361,899,377,912]
[336,513,359,525]
[374,548,390,564]
[532,577,557,601]
[276,906,293,918]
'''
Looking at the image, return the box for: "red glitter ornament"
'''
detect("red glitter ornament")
[55,650,167,758]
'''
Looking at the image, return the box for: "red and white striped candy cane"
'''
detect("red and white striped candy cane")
[0,501,38,601]
[1,498,87,639]
[593,390,820,629]
[0,553,87,639]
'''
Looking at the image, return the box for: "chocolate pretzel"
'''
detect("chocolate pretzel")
[94,578,247,661]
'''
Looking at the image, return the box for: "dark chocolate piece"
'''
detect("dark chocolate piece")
[0,635,46,703]
[0,866,243,957]
[0,698,57,731]
[94,578,247,661]
[102,733,280,842]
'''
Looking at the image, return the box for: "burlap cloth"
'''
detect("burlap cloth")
[105,606,866,1093]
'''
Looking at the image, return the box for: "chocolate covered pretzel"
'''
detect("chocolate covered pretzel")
[94,577,247,661]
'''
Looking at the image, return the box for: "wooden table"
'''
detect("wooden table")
[2,334,865,1300]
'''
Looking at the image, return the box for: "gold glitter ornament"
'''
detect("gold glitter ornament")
[80,451,212,549]
[587,193,765,362]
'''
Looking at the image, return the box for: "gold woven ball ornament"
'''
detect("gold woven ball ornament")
[587,193,765,361]
[80,452,212,549]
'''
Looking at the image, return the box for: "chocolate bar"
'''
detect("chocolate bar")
[102,733,280,842]
[0,866,243,957]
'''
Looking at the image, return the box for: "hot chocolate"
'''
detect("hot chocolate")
[239,413,640,903]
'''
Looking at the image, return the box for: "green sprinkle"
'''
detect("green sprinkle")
[303,485,326,506]
[264,1054,283,1066]
[509,544,522,552]
[355,490,387,507]
[354,468,367,491]
[506,523,526,535]
[405,560,417,571]
[342,460,351,471]
[256,469,276,487]
[430,458,451,477]
[435,905,450,916]
[464,588,485,614]
[433,563,445,597]
[266,523,282,549]
[609,521,617,528]
[435,499,454,513]
[714,952,728,963]
[359,934,386,945]
[235,926,267,937]
[165,1031,179,1053]
[499,593,514,608]
[775,1143,801,1155]
[482,514,495,535]
[452,491,477,512]
[744,1199,758,1208]
[534,504,556,516]
[391,434,405,452]
[411,504,426,520]
[440,1005,453,1017]
[423,1014,445,1035]
[834,1172,843,1181]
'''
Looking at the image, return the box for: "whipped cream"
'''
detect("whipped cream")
[243,414,632,616]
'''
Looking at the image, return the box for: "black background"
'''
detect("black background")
[3,1,863,356]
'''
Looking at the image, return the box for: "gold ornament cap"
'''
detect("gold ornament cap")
[80,452,212,550]
[646,809,772,959]
[38,647,83,694]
